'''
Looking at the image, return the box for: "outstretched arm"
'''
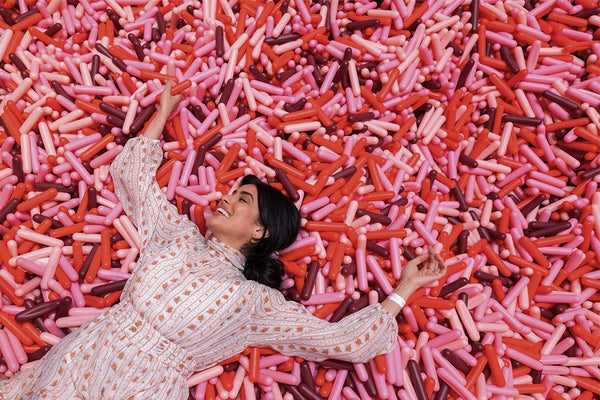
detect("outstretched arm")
[246,248,446,363]
[109,82,201,254]
[247,286,398,363]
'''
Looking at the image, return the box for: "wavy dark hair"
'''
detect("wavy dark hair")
[240,175,301,288]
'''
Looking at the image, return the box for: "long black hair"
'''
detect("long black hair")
[240,175,300,289]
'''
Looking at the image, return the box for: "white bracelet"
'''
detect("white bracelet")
[387,293,406,309]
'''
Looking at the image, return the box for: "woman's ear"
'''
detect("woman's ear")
[252,225,269,241]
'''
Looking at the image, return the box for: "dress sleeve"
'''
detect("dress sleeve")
[247,287,398,363]
[109,136,203,253]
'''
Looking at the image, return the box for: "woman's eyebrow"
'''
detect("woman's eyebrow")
[239,191,254,202]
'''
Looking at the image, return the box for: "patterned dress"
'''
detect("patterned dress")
[0,136,398,400]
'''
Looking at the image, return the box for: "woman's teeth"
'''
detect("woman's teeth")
[217,207,231,217]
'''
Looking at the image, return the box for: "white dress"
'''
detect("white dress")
[0,136,398,400]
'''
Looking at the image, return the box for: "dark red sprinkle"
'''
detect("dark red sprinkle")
[407,359,428,400]
[501,114,542,126]
[526,221,571,238]
[473,271,513,287]
[439,277,469,298]
[541,90,579,111]
[276,69,297,82]
[347,112,374,123]
[215,26,224,57]
[284,385,309,400]
[356,209,391,225]
[218,79,235,105]
[127,33,145,61]
[0,7,15,24]
[286,286,301,302]
[348,294,368,313]
[331,166,356,180]
[340,261,356,276]
[13,8,38,23]
[458,152,478,168]
[86,187,97,210]
[130,105,157,133]
[573,6,600,18]
[110,55,128,72]
[317,359,353,370]
[9,53,28,77]
[248,65,269,83]
[0,198,18,224]
[470,0,479,33]
[34,182,75,193]
[451,180,468,211]
[51,80,73,101]
[94,42,112,58]
[456,58,475,89]
[100,102,127,120]
[264,33,300,45]
[12,156,23,182]
[520,193,547,217]
[284,98,307,113]
[91,54,100,78]
[580,166,600,180]
[484,107,496,131]
[456,231,469,254]
[299,361,315,391]
[275,168,300,201]
[306,54,323,85]
[499,45,520,73]
[362,365,378,398]
[33,214,63,229]
[79,243,100,280]
[366,240,390,257]
[346,19,380,30]
[106,8,123,31]
[15,300,61,322]
[203,132,222,150]
[301,260,320,301]
[54,296,72,320]
[28,345,52,362]
[329,296,353,323]
[90,279,128,296]
[155,11,166,35]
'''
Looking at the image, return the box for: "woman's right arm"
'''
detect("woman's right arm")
[109,83,202,253]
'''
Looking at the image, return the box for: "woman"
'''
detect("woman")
[0,83,445,399]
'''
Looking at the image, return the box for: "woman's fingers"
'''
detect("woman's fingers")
[409,254,429,266]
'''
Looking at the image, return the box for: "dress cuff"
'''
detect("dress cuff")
[138,136,161,143]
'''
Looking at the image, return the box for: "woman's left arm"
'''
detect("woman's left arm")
[246,249,446,363]
[247,288,397,363]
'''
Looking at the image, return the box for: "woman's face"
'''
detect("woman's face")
[206,184,265,251]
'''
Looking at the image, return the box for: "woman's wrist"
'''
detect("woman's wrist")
[393,280,416,301]
[380,281,415,317]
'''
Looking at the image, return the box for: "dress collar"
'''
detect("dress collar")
[206,235,246,271]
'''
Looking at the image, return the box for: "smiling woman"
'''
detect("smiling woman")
[210,174,302,288]
[0,82,445,400]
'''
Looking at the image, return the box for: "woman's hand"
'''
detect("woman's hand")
[382,248,447,316]
[142,81,181,140]
[158,81,181,117]
[399,247,446,291]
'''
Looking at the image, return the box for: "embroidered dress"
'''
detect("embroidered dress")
[0,136,398,400]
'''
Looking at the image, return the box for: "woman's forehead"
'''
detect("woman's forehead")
[236,184,258,195]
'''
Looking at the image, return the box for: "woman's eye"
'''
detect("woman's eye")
[240,198,247,203]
